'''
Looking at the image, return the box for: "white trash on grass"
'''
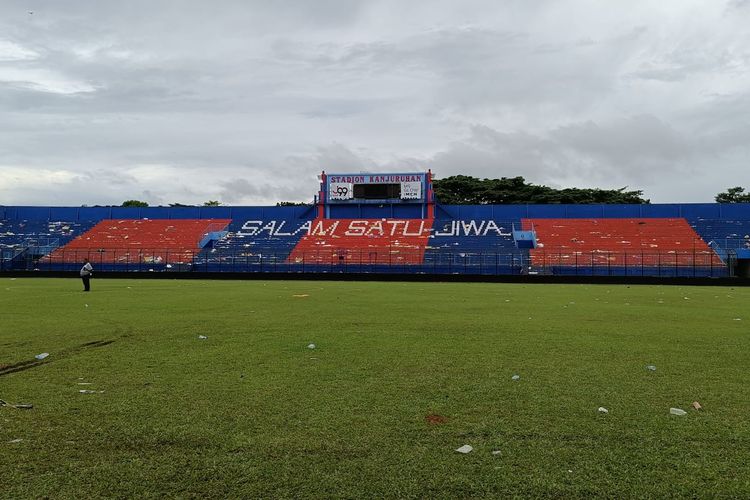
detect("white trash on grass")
[491,450,502,456]
[646,365,657,371]
[670,408,687,416]
[198,335,207,339]
[511,374,520,381]
[79,390,104,394]
[307,343,316,349]
[34,353,49,360]
[598,407,609,414]
[455,444,473,454]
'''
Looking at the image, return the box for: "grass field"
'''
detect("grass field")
[1,278,749,498]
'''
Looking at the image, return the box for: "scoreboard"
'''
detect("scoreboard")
[326,173,426,203]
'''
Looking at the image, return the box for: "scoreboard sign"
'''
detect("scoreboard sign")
[326,173,426,202]
[400,181,422,200]
[329,182,353,200]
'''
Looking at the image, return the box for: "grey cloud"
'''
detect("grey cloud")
[726,0,750,11]
[314,143,378,172]
[628,46,747,83]
[552,115,691,168]
[1,1,749,206]
[429,125,564,182]
[424,114,748,201]
[218,177,314,205]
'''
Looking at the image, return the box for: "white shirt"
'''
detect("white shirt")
[80,262,93,277]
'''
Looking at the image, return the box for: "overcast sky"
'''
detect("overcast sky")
[1,0,749,206]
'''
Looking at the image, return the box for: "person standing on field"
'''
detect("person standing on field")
[80,258,93,291]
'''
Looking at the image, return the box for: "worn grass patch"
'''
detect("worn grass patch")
[1,278,749,498]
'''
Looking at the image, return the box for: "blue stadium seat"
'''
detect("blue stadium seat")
[689,219,750,251]
[194,219,308,272]
[0,219,95,264]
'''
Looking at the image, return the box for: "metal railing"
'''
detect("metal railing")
[707,238,750,250]
[0,246,733,278]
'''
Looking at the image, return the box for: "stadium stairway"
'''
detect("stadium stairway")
[48,219,231,266]
[522,218,723,268]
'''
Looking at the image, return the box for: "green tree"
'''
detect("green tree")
[203,200,222,206]
[121,200,149,207]
[715,187,750,203]
[276,201,311,206]
[432,175,649,204]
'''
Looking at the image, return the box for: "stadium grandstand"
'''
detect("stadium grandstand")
[2,171,750,278]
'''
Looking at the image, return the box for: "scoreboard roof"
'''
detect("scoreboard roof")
[326,173,426,184]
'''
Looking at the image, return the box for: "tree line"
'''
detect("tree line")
[431,175,649,204]
[114,183,750,206]
[120,200,222,207]
[714,187,750,203]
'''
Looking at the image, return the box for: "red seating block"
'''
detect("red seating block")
[49,219,231,264]
[522,218,723,267]
[287,218,433,265]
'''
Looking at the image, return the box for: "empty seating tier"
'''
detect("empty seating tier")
[523,218,723,267]
[201,219,309,267]
[288,218,433,264]
[689,219,750,249]
[1,219,93,261]
[49,219,231,264]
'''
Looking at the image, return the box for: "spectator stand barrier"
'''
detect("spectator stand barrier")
[13,246,731,278]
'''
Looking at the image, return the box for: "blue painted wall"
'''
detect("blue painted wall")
[2,203,750,221]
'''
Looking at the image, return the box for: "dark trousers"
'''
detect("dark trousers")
[81,276,90,291]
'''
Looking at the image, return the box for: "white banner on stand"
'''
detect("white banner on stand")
[400,181,422,200]
[329,183,353,200]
